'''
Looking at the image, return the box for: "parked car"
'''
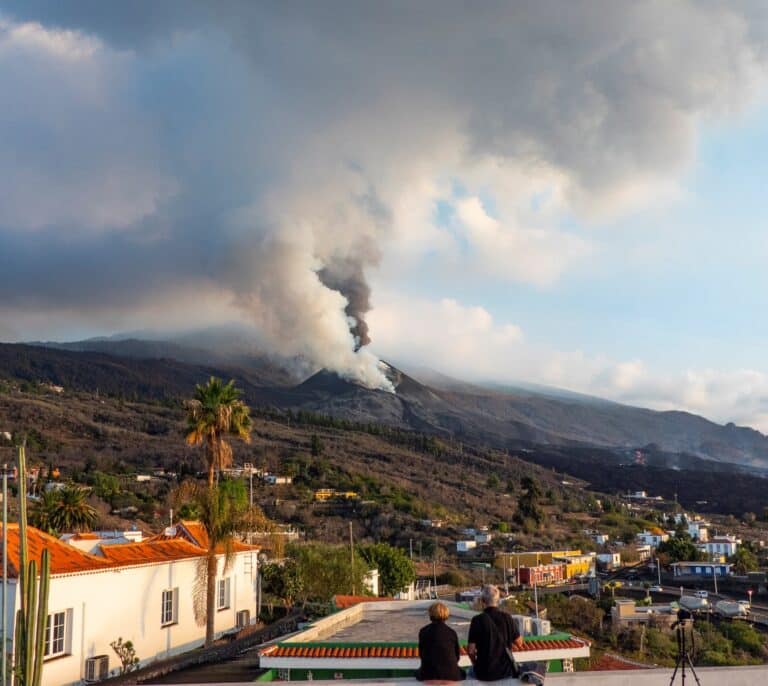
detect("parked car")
[650,585,663,592]
[694,590,709,599]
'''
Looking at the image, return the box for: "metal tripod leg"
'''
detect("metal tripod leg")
[669,653,685,686]
[668,651,702,686]
[684,651,702,686]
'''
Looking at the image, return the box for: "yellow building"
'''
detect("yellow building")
[496,550,595,580]
[314,489,360,502]
[553,553,595,579]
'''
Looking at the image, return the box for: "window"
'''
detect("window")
[217,577,231,610]
[161,588,178,626]
[44,610,69,658]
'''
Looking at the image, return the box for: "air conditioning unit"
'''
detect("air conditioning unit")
[84,655,109,683]
[236,609,251,628]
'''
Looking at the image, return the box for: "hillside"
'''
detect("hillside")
[3,341,768,470]
[1,342,768,520]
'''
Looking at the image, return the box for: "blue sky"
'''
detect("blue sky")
[3,2,768,428]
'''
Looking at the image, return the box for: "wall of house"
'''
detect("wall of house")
[20,551,258,686]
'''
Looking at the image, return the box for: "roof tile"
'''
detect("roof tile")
[265,637,587,660]
[0,523,255,577]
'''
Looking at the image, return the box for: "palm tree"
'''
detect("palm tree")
[30,485,96,534]
[185,377,252,487]
[174,479,256,647]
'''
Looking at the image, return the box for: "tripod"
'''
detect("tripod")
[668,619,701,686]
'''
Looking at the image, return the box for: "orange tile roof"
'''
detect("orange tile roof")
[0,524,111,577]
[174,521,258,554]
[0,524,254,577]
[177,521,209,548]
[71,532,100,540]
[99,539,208,565]
[263,638,587,660]
[333,595,394,609]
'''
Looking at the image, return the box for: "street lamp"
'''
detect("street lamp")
[748,589,753,607]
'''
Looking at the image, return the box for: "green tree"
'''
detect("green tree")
[514,476,543,525]
[729,547,758,575]
[185,377,252,487]
[30,485,97,535]
[655,533,702,563]
[289,543,370,603]
[261,560,304,609]
[358,543,416,596]
[90,471,121,501]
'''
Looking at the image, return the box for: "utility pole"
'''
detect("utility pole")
[349,522,355,595]
[409,538,413,559]
[503,554,508,595]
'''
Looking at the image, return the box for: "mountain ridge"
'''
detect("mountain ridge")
[2,339,767,471]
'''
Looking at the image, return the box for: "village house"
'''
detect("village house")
[670,561,733,579]
[635,529,669,548]
[697,535,740,560]
[596,552,621,571]
[610,599,677,630]
[455,540,476,553]
[0,522,260,686]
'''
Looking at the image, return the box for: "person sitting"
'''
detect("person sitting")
[467,585,524,681]
[416,602,466,682]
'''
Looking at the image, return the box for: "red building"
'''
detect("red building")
[518,563,566,586]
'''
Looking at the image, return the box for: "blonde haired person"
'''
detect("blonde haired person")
[415,602,465,682]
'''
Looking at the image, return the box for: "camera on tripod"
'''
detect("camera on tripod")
[671,607,692,630]
[669,608,700,685]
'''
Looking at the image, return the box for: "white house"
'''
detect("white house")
[59,529,145,553]
[697,535,740,559]
[456,540,477,553]
[1,522,259,686]
[264,474,293,485]
[636,530,669,548]
[688,521,709,542]
[596,552,621,570]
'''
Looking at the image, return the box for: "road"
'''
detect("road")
[604,582,768,626]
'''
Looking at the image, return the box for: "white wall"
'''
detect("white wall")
[5,551,257,686]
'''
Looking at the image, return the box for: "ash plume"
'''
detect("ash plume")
[318,259,372,350]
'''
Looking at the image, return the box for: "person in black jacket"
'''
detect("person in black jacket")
[416,602,466,681]
[467,585,523,680]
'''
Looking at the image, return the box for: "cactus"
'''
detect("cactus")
[12,445,50,686]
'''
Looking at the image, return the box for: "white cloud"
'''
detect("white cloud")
[371,293,768,432]
[454,195,590,286]
[0,17,176,233]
